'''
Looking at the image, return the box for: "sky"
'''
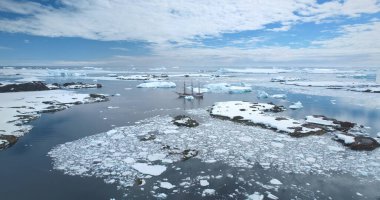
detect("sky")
[0,0,380,68]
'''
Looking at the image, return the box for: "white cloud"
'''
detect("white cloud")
[0,0,379,67]
[0,0,379,43]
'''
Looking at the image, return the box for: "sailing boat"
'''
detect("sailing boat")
[177,81,203,98]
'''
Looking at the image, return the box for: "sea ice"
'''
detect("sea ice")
[159,181,175,189]
[269,179,282,185]
[200,180,209,186]
[202,189,216,196]
[247,192,264,200]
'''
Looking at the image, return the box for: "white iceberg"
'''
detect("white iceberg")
[289,101,303,109]
[204,83,251,94]
[257,90,269,99]
[136,81,176,88]
[270,94,286,99]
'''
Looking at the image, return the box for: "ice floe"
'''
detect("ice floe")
[201,189,216,196]
[132,163,167,176]
[136,82,176,88]
[247,192,264,200]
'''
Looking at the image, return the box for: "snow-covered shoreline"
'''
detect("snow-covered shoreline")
[0,90,108,149]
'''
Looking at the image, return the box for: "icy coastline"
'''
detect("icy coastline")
[0,90,108,150]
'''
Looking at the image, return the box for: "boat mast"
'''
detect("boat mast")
[191,81,194,96]
[183,82,186,94]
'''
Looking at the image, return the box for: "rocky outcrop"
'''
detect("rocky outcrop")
[172,115,199,127]
[0,81,103,93]
[0,81,49,93]
[0,135,18,150]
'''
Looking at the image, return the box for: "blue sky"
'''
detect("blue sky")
[0,0,380,67]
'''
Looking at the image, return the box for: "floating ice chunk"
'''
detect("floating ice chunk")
[306,157,316,163]
[123,157,135,164]
[257,90,269,99]
[271,142,284,148]
[132,163,166,176]
[136,82,176,88]
[238,136,253,142]
[202,189,216,196]
[159,181,175,189]
[270,94,286,99]
[247,192,264,200]
[267,193,279,200]
[377,132,380,138]
[154,193,167,199]
[200,180,209,186]
[228,86,252,94]
[148,153,167,161]
[204,83,251,94]
[269,179,282,185]
[289,101,303,109]
[214,149,228,154]
[184,96,194,100]
[328,145,345,151]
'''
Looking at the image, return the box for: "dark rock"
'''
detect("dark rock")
[172,115,199,127]
[134,178,145,186]
[0,135,18,150]
[289,123,326,137]
[182,149,198,160]
[139,131,158,141]
[349,136,380,151]
[89,93,107,99]
[0,81,49,93]
[63,82,81,87]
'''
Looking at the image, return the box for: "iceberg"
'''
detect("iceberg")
[204,83,252,94]
[136,81,176,88]
[289,101,303,109]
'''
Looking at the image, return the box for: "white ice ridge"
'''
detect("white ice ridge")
[49,109,380,191]
[0,90,107,137]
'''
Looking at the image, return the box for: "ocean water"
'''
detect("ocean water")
[0,68,380,199]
